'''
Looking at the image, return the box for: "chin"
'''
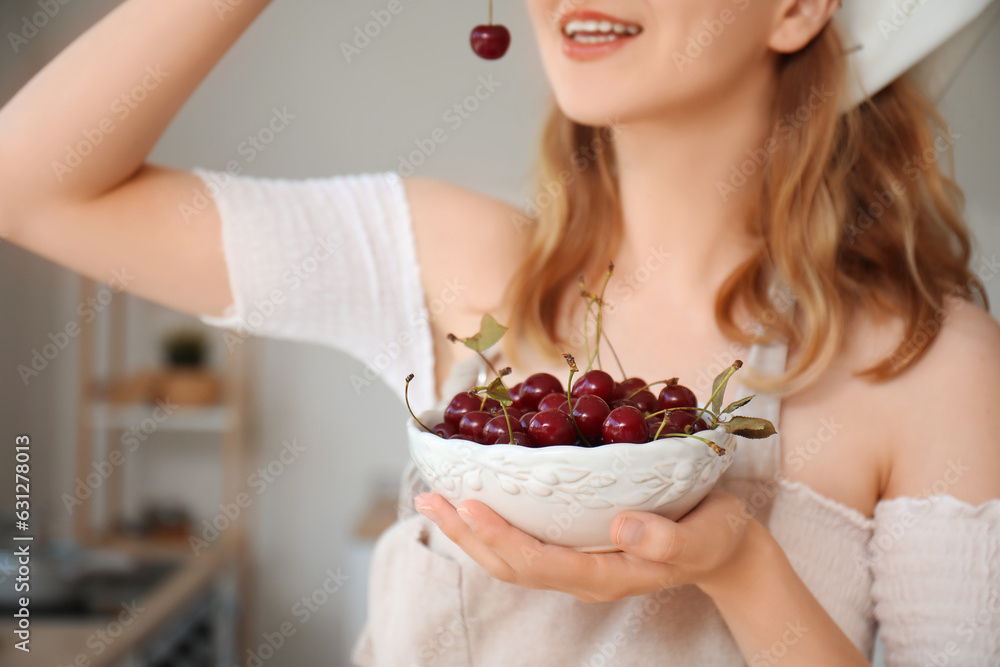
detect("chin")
[526,0,774,127]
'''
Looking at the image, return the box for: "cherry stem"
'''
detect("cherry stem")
[489,0,493,24]
[446,333,501,378]
[625,377,677,401]
[404,374,434,434]
[501,403,514,445]
[690,362,741,427]
[563,354,592,446]
[594,263,614,372]
[663,431,726,456]
[600,329,627,381]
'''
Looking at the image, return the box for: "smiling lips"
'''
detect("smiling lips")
[559,10,643,61]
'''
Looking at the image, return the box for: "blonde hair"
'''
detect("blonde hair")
[502,21,987,393]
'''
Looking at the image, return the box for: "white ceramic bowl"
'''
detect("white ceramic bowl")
[408,410,737,552]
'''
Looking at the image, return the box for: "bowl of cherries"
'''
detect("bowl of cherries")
[405,269,776,552]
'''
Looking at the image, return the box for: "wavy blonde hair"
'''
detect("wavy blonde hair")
[502,21,987,394]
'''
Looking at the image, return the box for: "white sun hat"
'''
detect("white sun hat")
[834,0,1000,111]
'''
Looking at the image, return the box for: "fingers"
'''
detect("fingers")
[610,492,749,571]
[415,493,515,581]
[447,498,601,593]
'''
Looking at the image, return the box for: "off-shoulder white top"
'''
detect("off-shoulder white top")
[194,168,1000,666]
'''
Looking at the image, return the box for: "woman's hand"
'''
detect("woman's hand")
[414,490,756,603]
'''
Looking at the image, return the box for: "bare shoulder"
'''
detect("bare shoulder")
[400,177,529,393]
[876,298,1000,504]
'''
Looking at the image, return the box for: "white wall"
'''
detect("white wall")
[0,2,997,666]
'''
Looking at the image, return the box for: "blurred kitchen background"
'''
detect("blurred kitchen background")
[0,1,996,666]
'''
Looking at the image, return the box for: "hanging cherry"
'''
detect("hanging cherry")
[470,0,510,60]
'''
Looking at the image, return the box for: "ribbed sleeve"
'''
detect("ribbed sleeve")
[870,495,1000,666]
[192,168,437,414]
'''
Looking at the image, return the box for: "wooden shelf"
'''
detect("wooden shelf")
[91,402,234,434]
[74,281,255,660]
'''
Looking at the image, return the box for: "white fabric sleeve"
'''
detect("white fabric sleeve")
[869,495,1000,666]
[191,168,438,415]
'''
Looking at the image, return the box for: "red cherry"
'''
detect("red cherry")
[571,370,616,403]
[658,410,708,435]
[528,409,576,447]
[480,397,501,413]
[509,382,525,410]
[630,390,657,414]
[444,393,481,427]
[510,431,534,447]
[519,411,538,430]
[571,394,611,442]
[470,24,510,60]
[647,416,666,440]
[459,410,493,443]
[519,373,564,411]
[494,406,523,421]
[657,383,698,413]
[483,415,524,444]
[613,377,648,401]
[538,393,570,413]
[602,406,649,444]
[432,422,456,438]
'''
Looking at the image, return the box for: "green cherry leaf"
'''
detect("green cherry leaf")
[721,394,755,415]
[486,376,513,406]
[722,416,777,439]
[462,314,507,352]
[709,361,742,414]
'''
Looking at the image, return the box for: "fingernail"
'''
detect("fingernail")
[457,506,478,531]
[417,505,441,525]
[616,518,645,547]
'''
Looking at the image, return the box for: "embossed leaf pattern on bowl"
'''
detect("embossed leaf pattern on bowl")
[413,431,735,512]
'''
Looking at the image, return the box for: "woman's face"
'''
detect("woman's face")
[525,0,786,126]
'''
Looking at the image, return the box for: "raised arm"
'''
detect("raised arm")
[0,0,273,317]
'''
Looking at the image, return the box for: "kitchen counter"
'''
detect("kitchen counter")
[0,529,241,667]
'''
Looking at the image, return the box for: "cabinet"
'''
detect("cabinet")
[72,277,255,662]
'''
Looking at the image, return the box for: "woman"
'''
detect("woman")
[2,0,998,664]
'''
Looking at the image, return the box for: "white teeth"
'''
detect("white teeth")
[563,18,642,39]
